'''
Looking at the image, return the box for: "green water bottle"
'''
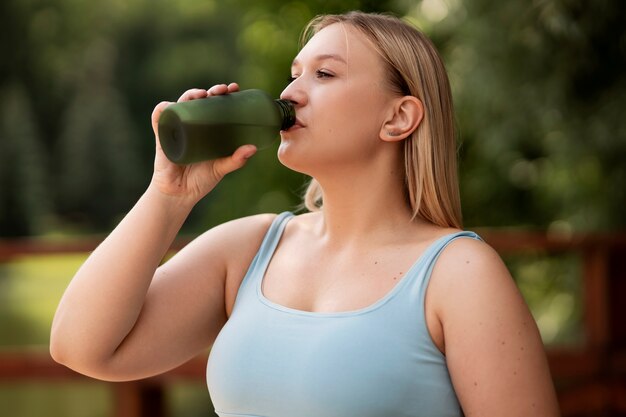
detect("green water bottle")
[157,89,296,164]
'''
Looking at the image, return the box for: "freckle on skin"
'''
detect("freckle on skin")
[473,381,478,386]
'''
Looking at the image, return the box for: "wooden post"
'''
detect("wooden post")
[113,381,165,417]
[608,244,626,416]
[583,246,610,350]
[608,245,626,350]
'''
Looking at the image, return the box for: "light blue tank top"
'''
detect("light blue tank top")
[207,212,480,417]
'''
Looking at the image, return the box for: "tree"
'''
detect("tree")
[0,84,51,236]
[433,0,626,231]
[0,0,624,235]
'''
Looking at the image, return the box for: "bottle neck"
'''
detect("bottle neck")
[274,99,296,130]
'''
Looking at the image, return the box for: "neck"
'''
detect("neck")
[311,154,425,246]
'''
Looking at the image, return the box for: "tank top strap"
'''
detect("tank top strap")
[256,211,294,267]
[236,211,294,296]
[400,231,482,308]
[423,231,481,267]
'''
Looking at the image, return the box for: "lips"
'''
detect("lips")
[283,118,305,132]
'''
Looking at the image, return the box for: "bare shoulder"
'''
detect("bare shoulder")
[430,235,514,302]
[196,212,279,251]
[428,235,560,416]
[159,213,280,314]
[428,235,525,346]
[438,234,506,272]
[169,213,276,263]
[187,212,279,274]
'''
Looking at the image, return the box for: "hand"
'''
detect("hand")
[149,83,257,204]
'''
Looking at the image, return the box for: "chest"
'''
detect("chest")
[207,285,461,417]
[261,242,424,314]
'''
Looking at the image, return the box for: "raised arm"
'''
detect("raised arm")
[50,84,270,381]
[428,238,561,416]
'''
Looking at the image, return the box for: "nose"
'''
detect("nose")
[280,77,306,107]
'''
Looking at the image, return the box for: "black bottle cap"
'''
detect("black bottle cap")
[274,99,296,130]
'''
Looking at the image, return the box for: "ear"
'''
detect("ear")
[379,96,424,142]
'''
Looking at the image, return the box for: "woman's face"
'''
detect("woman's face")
[278,23,398,176]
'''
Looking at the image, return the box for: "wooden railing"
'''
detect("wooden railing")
[1,231,625,417]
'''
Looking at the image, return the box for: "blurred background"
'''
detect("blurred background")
[1,0,625,416]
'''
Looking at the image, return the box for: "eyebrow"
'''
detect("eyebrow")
[291,54,347,68]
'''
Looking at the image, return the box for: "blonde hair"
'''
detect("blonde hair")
[300,11,462,229]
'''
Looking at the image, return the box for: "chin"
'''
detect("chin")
[277,143,315,176]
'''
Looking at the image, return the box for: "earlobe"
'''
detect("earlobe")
[380,96,424,142]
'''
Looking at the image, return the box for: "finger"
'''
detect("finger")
[226,82,240,93]
[207,84,229,96]
[151,101,173,136]
[232,144,257,161]
[177,88,208,102]
[211,145,257,179]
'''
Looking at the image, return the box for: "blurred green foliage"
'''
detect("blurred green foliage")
[0,0,406,236]
[1,0,624,237]
[445,0,626,232]
[506,252,583,345]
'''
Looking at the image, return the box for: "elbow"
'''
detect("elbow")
[49,317,79,368]
[49,317,134,382]
[49,328,112,381]
[49,338,62,365]
[49,323,67,366]
[49,343,118,381]
[49,310,72,366]
[49,331,71,368]
[49,331,84,374]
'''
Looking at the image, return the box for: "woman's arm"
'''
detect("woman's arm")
[50,186,193,379]
[50,84,267,381]
[428,238,561,416]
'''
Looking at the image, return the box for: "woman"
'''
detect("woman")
[51,11,560,417]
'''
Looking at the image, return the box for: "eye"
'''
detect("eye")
[315,69,333,79]
[287,75,299,85]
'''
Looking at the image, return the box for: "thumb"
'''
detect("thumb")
[151,101,173,137]
[211,145,258,179]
